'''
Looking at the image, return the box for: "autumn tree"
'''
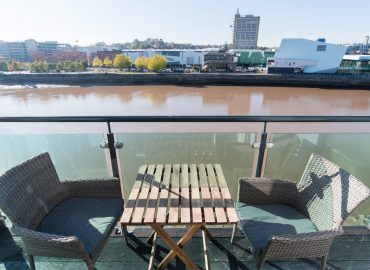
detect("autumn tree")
[148,54,167,72]
[103,57,113,68]
[92,57,103,68]
[7,61,21,72]
[113,54,131,70]
[134,57,149,70]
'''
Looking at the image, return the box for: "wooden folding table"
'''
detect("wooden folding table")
[120,163,238,270]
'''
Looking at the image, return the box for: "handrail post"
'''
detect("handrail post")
[255,122,267,178]
[107,122,120,178]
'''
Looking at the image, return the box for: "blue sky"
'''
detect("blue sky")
[1,0,369,46]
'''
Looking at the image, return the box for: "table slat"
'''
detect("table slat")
[133,165,148,189]
[168,165,180,223]
[198,164,208,187]
[220,187,239,223]
[211,187,227,223]
[144,164,163,223]
[131,165,155,224]
[120,187,140,224]
[214,164,228,188]
[206,164,218,187]
[190,164,199,188]
[180,164,189,188]
[191,187,202,223]
[201,187,215,224]
[156,164,172,223]
[180,164,191,223]
[180,187,191,223]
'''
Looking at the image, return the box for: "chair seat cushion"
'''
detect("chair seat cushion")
[37,197,123,256]
[236,202,317,253]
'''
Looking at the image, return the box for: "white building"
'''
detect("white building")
[267,39,347,74]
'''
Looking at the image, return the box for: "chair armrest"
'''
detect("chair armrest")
[12,224,90,260]
[262,229,343,260]
[238,178,299,207]
[62,178,122,198]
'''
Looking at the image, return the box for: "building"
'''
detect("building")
[232,9,260,50]
[0,39,74,62]
[203,51,236,72]
[232,50,275,67]
[339,54,370,74]
[267,38,347,74]
[30,51,87,63]
[0,41,31,62]
[346,36,370,55]
[121,49,211,66]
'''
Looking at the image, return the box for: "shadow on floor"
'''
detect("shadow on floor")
[0,228,29,270]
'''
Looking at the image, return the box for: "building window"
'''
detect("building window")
[317,45,326,51]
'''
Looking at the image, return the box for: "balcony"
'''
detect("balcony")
[0,115,370,269]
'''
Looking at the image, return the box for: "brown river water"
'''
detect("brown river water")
[0,85,370,116]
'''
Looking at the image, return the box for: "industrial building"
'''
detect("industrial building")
[232,9,260,50]
[267,39,347,74]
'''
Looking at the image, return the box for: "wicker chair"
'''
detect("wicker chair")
[232,153,370,270]
[0,152,124,270]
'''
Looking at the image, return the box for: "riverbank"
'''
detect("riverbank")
[1,73,370,89]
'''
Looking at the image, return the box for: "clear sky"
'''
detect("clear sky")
[1,0,369,47]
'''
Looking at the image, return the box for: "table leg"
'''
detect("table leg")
[151,224,201,270]
[147,232,157,270]
[202,228,211,270]
[201,225,214,240]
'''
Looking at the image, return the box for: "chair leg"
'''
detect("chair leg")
[231,223,237,243]
[28,254,36,270]
[257,258,265,270]
[321,255,328,270]
[121,224,129,245]
[86,262,95,270]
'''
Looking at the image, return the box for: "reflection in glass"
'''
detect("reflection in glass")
[0,134,109,180]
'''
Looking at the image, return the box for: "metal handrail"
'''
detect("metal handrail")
[1,115,370,122]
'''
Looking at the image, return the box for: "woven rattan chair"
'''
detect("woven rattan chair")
[0,152,124,270]
[231,153,370,270]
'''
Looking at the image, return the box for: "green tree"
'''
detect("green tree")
[113,54,131,70]
[0,61,8,71]
[134,57,149,70]
[92,57,103,68]
[103,57,113,68]
[148,54,167,72]
[74,61,85,71]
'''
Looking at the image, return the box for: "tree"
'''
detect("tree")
[113,54,131,70]
[0,61,8,71]
[7,61,21,72]
[148,54,167,72]
[134,57,149,71]
[103,57,113,68]
[92,57,103,68]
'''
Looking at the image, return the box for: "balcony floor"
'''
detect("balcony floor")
[1,227,370,270]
